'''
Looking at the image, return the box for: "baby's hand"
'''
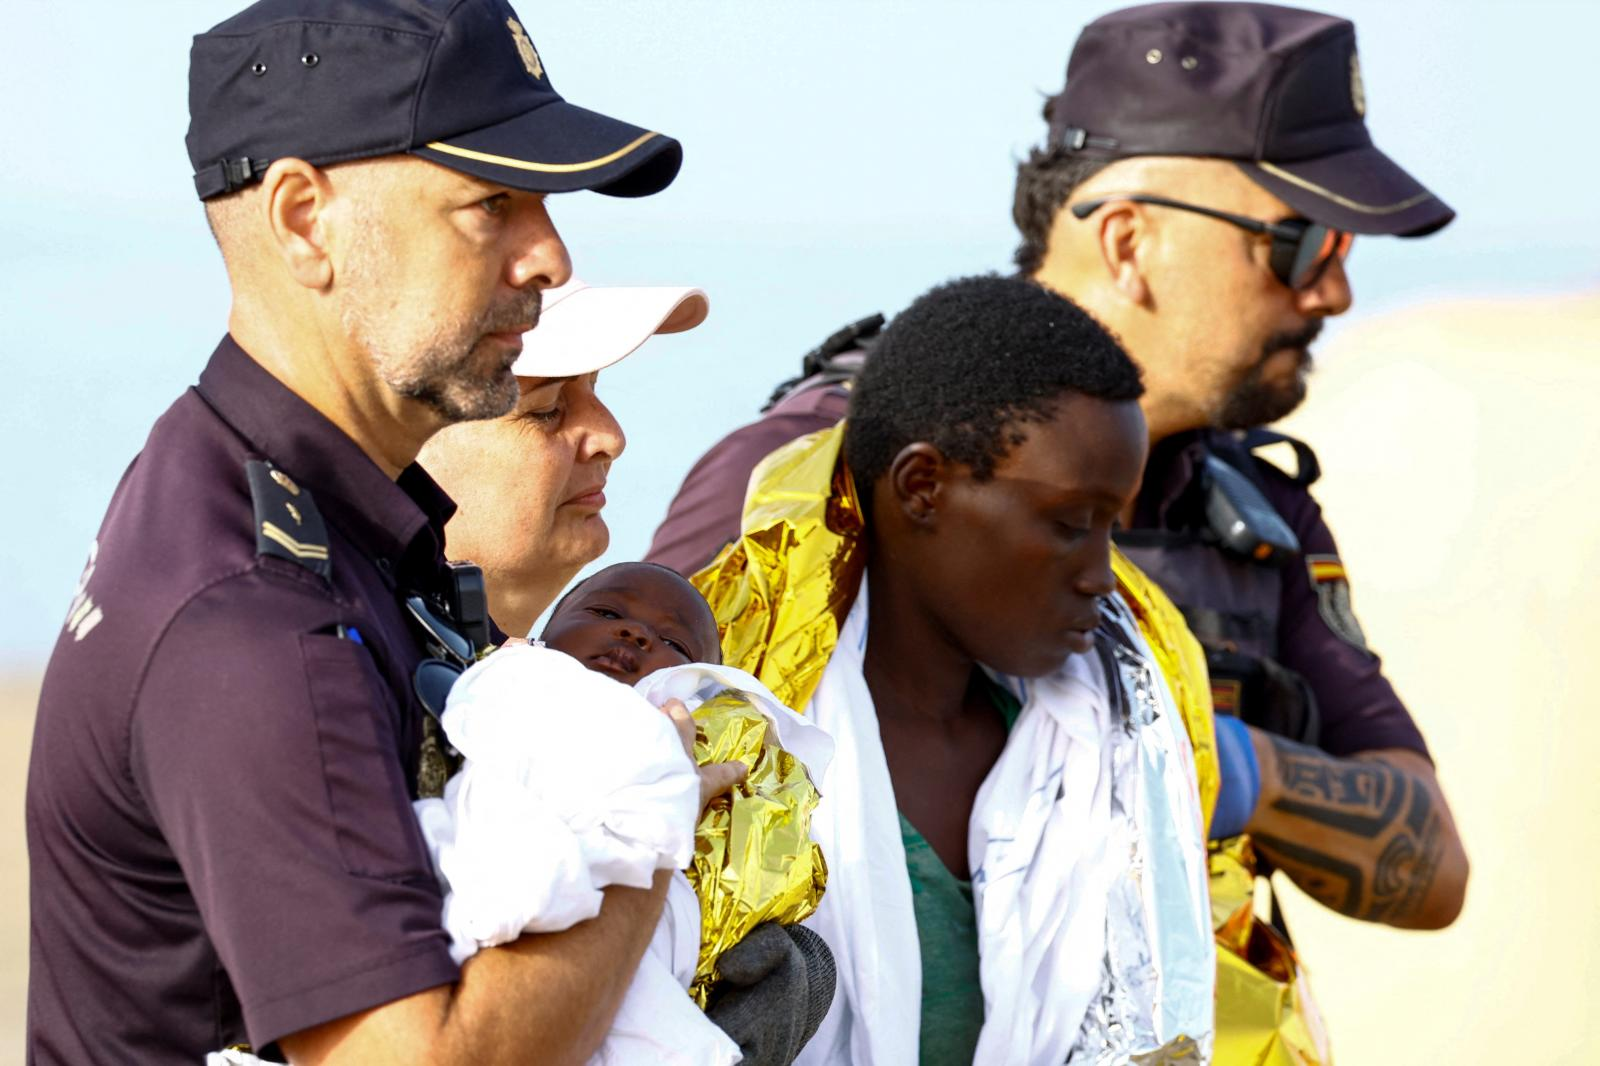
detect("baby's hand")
[660,697,747,814]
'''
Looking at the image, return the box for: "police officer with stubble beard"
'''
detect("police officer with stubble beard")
[26,2,826,1063]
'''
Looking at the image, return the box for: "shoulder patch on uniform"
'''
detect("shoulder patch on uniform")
[246,460,331,580]
[1211,678,1243,715]
[1305,553,1367,651]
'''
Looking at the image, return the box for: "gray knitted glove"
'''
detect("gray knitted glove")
[704,923,837,1066]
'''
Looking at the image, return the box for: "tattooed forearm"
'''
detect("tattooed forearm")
[1253,735,1448,925]
[1272,750,1404,836]
[1362,780,1442,922]
[1250,832,1364,913]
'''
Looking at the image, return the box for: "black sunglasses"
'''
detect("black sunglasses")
[1069,194,1353,292]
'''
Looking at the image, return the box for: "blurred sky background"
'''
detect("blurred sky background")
[2,0,1596,664]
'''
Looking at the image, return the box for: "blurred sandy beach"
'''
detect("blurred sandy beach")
[4,292,1598,1062]
[2,677,39,1066]
[1270,290,1600,1063]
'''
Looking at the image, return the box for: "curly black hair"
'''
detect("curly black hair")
[843,274,1143,497]
[1011,90,1116,275]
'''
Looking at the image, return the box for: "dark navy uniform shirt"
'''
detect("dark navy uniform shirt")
[645,380,852,576]
[26,337,460,1064]
[1127,430,1430,761]
[644,381,1430,762]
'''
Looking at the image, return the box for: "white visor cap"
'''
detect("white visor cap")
[510,277,710,378]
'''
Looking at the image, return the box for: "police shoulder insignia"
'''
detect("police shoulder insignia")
[1306,554,1367,651]
[246,460,331,580]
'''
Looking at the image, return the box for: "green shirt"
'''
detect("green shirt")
[899,681,1021,1066]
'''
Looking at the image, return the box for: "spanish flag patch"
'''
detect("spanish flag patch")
[1305,554,1369,652]
[1307,557,1346,583]
[1211,678,1243,715]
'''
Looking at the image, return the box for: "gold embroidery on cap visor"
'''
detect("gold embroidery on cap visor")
[1255,161,1433,216]
[422,131,661,175]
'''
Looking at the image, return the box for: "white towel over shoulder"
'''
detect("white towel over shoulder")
[796,581,1213,1066]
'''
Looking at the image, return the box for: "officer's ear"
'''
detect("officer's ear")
[885,442,948,529]
[259,158,335,291]
[1092,201,1153,308]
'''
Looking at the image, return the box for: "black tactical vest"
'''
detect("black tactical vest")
[1115,430,1322,743]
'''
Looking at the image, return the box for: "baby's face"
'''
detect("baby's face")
[541,562,721,685]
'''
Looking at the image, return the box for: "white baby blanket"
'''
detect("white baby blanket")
[414,645,738,1066]
[207,650,836,1066]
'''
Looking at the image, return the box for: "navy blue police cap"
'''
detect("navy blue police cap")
[1045,3,1453,237]
[186,0,681,201]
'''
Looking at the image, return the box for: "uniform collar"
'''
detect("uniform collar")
[197,335,456,579]
[1132,430,1212,531]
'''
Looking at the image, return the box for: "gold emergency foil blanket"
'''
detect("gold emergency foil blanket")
[1210,835,1259,958]
[1109,549,1219,836]
[695,421,1219,832]
[692,421,1342,1057]
[687,689,827,1007]
[693,424,864,717]
[1215,945,1330,1066]
[1209,836,1333,1065]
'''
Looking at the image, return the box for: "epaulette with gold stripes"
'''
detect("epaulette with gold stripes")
[246,460,331,581]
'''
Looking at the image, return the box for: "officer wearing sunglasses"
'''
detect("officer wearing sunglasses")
[646,5,1469,1061]
[1067,194,1355,293]
[1024,0,1468,936]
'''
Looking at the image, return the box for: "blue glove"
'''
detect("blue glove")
[1210,715,1261,840]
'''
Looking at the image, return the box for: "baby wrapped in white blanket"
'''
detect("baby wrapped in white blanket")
[204,563,831,1066]
[416,562,831,1066]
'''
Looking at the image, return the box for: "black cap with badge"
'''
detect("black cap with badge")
[1045,2,1453,237]
[186,0,681,201]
